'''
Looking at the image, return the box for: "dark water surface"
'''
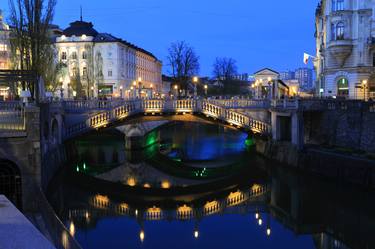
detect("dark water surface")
[48,122,375,249]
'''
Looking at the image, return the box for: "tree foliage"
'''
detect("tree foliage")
[167,41,199,90]
[8,0,57,98]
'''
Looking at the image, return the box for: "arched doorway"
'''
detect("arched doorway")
[0,160,22,209]
[337,78,349,98]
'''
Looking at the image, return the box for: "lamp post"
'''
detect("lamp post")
[150,84,153,99]
[204,84,208,97]
[363,80,368,101]
[138,77,142,99]
[90,86,94,99]
[133,81,137,99]
[60,87,64,100]
[193,76,198,98]
[174,85,178,99]
[120,86,123,99]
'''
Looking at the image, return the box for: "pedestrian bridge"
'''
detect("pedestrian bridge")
[63,99,272,140]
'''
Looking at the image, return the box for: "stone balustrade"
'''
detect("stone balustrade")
[208,99,270,109]
[0,102,25,131]
[271,99,299,109]
[63,99,273,139]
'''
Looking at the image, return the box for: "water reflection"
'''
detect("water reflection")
[49,122,375,249]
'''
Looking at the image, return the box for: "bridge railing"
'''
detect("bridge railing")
[64,99,272,139]
[0,101,25,131]
[271,99,299,109]
[208,99,270,109]
[63,99,126,112]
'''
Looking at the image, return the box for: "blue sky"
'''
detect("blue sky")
[2,0,320,76]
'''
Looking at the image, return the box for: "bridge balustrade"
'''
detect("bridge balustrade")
[0,101,25,131]
[173,99,195,112]
[209,99,270,109]
[142,99,164,112]
[89,112,111,128]
[271,99,299,109]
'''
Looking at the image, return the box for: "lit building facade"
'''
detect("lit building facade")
[295,67,314,89]
[55,20,162,98]
[0,10,10,70]
[0,10,11,100]
[315,0,375,99]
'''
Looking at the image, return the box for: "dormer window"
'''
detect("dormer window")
[332,0,344,12]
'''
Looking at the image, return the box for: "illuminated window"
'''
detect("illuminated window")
[337,78,349,97]
[0,44,7,51]
[72,67,78,77]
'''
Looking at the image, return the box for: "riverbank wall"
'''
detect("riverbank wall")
[255,138,375,188]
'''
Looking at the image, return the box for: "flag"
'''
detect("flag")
[303,53,310,65]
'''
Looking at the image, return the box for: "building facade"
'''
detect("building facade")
[55,20,162,99]
[0,10,11,100]
[295,67,314,89]
[315,0,375,99]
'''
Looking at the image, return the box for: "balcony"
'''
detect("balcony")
[327,39,353,67]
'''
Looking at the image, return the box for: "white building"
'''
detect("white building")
[252,68,289,99]
[315,0,375,99]
[0,9,11,100]
[55,20,162,99]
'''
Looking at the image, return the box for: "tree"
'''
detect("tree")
[8,0,57,100]
[213,57,238,82]
[167,41,199,92]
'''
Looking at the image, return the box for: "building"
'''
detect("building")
[315,0,375,99]
[279,71,295,81]
[0,10,11,100]
[295,67,314,89]
[55,20,162,99]
[252,68,289,99]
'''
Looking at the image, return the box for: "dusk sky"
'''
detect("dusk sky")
[3,0,320,76]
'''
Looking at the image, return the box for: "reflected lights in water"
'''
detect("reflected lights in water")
[127,177,137,187]
[161,180,171,189]
[139,230,145,242]
[194,230,199,239]
[258,218,263,226]
[267,228,271,236]
[143,183,151,188]
[69,221,75,236]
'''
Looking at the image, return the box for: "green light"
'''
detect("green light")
[245,138,255,147]
[76,165,79,172]
[83,163,86,170]
[145,131,158,147]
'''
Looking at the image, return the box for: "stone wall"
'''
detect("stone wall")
[303,101,375,153]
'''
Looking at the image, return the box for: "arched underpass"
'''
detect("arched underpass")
[0,159,22,209]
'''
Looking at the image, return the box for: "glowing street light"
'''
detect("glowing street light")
[193,76,199,97]
[204,84,208,97]
[363,80,368,101]
[266,228,271,236]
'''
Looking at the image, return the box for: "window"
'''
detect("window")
[0,44,7,51]
[72,67,78,77]
[82,67,87,77]
[71,52,77,60]
[82,51,87,60]
[108,70,112,77]
[337,78,349,97]
[336,22,345,40]
[61,51,67,60]
[332,0,344,12]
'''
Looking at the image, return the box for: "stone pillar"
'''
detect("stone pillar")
[24,106,42,211]
[271,112,279,141]
[291,112,304,149]
[125,136,145,150]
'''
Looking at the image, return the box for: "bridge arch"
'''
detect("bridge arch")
[0,159,22,209]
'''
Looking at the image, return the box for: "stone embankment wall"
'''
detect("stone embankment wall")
[303,101,375,153]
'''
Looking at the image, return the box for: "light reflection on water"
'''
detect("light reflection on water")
[48,122,374,249]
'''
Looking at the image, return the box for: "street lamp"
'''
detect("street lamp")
[193,76,198,98]
[91,86,94,99]
[120,86,123,99]
[363,80,368,101]
[204,84,208,97]
[138,77,142,99]
[174,85,178,98]
[150,84,153,99]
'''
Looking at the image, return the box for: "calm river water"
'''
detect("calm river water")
[48,121,375,249]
